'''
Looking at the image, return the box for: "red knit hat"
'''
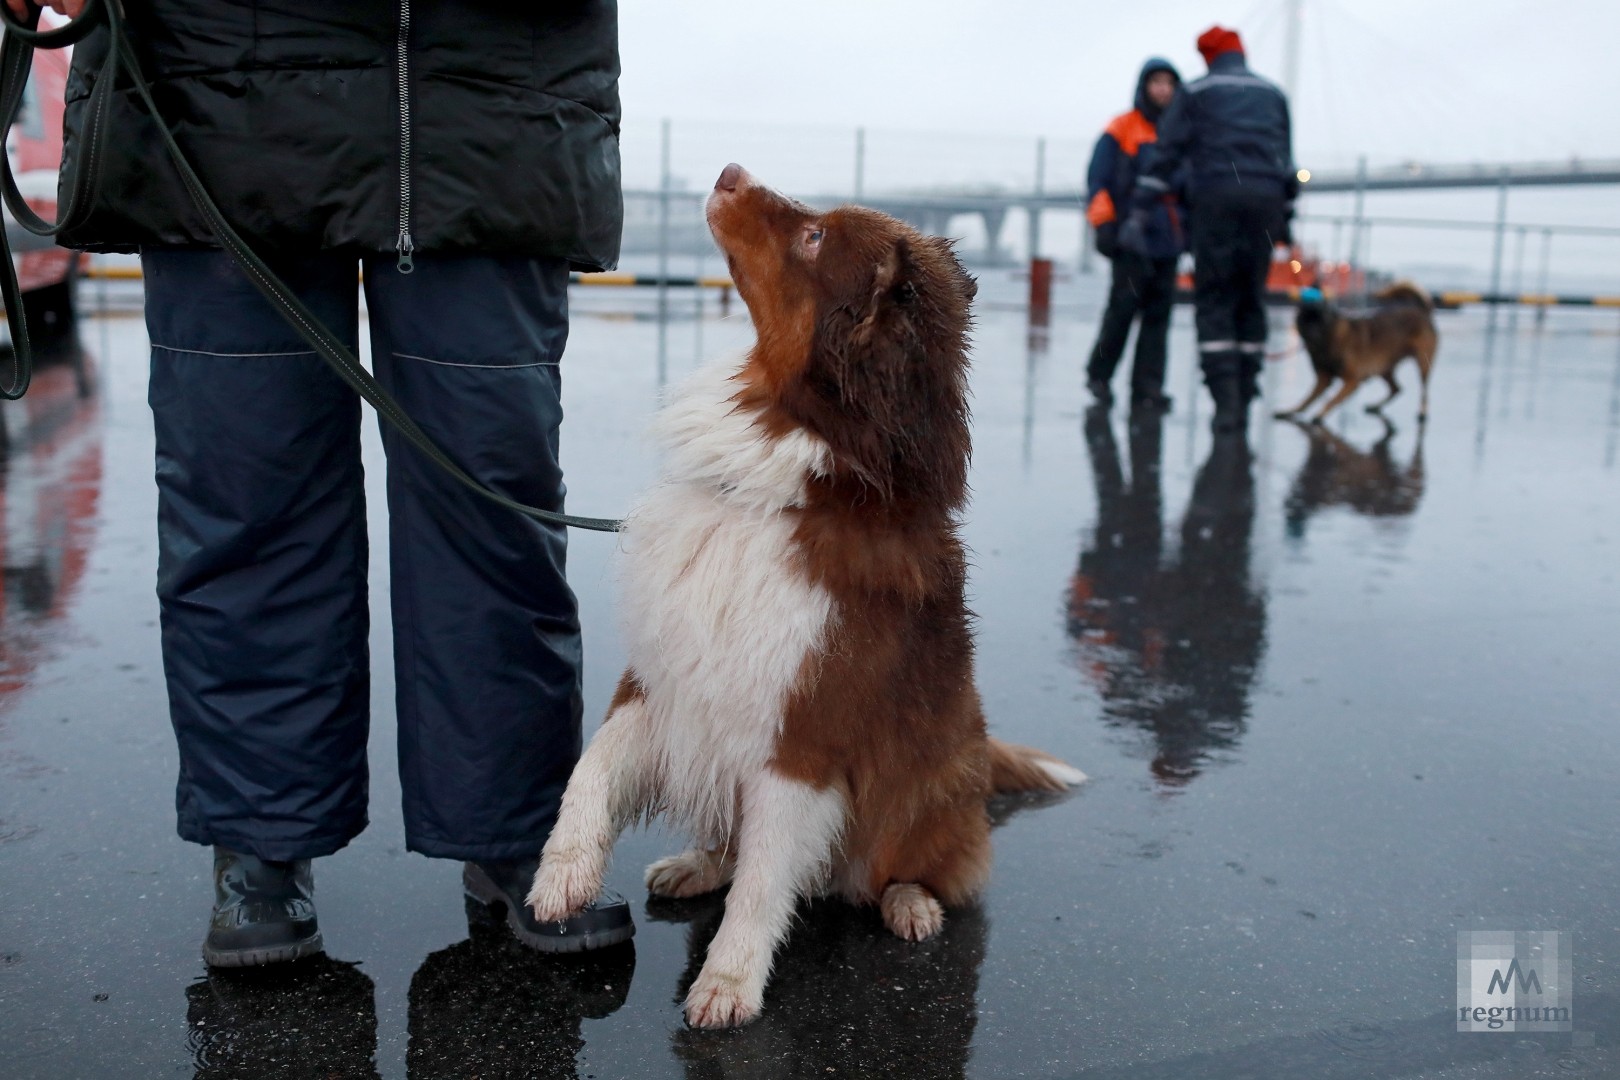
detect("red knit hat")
[1197,25,1245,64]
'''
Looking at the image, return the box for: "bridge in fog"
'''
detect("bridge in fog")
[622,157,1620,276]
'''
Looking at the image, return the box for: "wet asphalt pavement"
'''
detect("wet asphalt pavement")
[1,280,1618,1078]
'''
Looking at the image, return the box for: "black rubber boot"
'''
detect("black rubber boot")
[203,847,323,968]
[464,859,635,954]
[1087,378,1114,408]
[1210,376,1249,435]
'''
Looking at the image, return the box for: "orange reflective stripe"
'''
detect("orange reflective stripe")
[1087,188,1116,226]
[1103,109,1157,157]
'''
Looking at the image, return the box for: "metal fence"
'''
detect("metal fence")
[621,119,1620,301]
[68,119,1620,324]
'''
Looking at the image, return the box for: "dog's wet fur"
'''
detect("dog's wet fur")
[1276,282,1439,424]
[526,166,1084,1029]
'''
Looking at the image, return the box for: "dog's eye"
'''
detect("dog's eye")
[806,228,824,245]
[895,281,917,304]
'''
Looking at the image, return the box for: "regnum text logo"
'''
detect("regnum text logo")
[1457,931,1572,1032]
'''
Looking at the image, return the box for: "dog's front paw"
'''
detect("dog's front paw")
[684,968,762,1028]
[525,848,602,923]
[881,883,945,941]
[646,849,730,898]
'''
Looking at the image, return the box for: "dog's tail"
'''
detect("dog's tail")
[1376,280,1432,311]
[987,736,1088,794]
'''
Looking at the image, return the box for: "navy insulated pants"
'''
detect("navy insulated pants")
[1189,188,1286,396]
[144,250,583,862]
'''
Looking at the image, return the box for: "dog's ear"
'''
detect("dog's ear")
[862,235,975,318]
[865,237,919,318]
[850,238,927,368]
[923,234,977,303]
[804,230,972,502]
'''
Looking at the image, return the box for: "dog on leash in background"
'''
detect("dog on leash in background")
[1274,282,1439,424]
[526,165,1085,1029]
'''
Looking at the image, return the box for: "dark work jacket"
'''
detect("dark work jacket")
[57,1,623,271]
[1085,57,1187,260]
[1135,51,1295,211]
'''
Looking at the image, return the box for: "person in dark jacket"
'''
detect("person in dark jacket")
[1084,58,1184,413]
[1131,25,1298,433]
[15,0,633,964]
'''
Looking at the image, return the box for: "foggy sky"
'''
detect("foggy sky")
[619,0,1620,171]
[617,0,1620,286]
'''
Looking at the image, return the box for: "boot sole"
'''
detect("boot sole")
[203,933,324,968]
[462,865,634,954]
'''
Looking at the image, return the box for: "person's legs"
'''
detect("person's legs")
[362,255,583,862]
[1191,195,1249,431]
[1191,202,1241,388]
[1086,254,1145,398]
[1234,198,1285,402]
[1128,255,1178,406]
[145,248,369,862]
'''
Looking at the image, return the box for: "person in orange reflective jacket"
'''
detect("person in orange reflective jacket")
[1084,57,1184,413]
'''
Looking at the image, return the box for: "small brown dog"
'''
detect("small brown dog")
[1274,282,1439,424]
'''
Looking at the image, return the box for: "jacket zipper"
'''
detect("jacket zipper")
[394,0,414,273]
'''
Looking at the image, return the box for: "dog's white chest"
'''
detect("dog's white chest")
[610,357,835,832]
[621,491,830,724]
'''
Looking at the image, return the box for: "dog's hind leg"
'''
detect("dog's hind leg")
[1274,371,1333,419]
[646,846,736,899]
[874,791,992,942]
[1311,376,1363,424]
[882,883,945,941]
[528,681,653,922]
[1366,372,1401,414]
[1416,340,1437,422]
[684,770,845,1028]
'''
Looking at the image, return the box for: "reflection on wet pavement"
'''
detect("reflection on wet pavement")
[650,792,1061,1080]
[659,896,984,1080]
[0,342,99,699]
[408,901,634,1079]
[0,338,99,849]
[182,897,638,1080]
[1068,411,1263,787]
[1282,415,1425,538]
[187,955,380,1079]
[2,296,1619,1078]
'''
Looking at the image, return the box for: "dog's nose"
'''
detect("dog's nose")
[716,163,744,192]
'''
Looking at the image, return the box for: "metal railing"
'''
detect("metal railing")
[1299,158,1620,193]
[67,122,1620,316]
[618,120,1620,299]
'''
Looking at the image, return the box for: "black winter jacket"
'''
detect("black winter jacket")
[57,1,623,271]
[1085,57,1186,260]
[1135,52,1295,210]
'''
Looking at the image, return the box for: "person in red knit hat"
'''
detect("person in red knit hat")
[1197,25,1245,64]
[1130,25,1298,434]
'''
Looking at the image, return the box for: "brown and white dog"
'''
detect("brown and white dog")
[526,164,1084,1029]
